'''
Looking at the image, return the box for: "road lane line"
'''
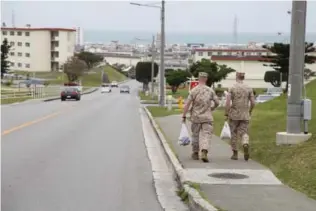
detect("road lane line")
[1,103,77,136]
[1,111,63,136]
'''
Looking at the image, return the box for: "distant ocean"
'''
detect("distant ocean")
[83,30,316,44]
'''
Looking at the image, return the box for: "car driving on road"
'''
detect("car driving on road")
[61,87,81,101]
[111,81,118,87]
[120,85,130,94]
[101,84,112,93]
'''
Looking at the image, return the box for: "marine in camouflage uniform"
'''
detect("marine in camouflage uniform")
[182,72,219,162]
[225,72,256,161]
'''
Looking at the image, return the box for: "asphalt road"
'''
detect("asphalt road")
[1,80,163,211]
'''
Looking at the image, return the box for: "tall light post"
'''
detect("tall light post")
[130,1,166,106]
[287,0,307,133]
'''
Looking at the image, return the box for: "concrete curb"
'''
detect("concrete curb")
[143,107,218,211]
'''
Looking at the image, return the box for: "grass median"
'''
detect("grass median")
[212,79,316,200]
[147,106,182,117]
[14,65,126,87]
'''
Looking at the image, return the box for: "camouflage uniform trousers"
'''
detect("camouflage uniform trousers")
[228,120,250,151]
[191,122,213,153]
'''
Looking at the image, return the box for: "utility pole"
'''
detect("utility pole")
[286,0,307,133]
[159,0,165,107]
[151,35,155,99]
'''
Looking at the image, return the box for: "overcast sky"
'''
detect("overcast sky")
[1,1,316,33]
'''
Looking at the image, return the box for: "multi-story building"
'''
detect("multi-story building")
[1,26,76,72]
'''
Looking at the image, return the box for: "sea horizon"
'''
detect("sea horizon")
[83,30,316,45]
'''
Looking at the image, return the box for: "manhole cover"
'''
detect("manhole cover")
[208,173,249,179]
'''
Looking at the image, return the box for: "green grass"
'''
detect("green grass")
[212,79,316,200]
[147,106,182,117]
[14,66,126,87]
[1,96,32,104]
[167,89,189,99]
[138,91,158,101]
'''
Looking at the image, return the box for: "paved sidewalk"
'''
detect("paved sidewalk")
[155,114,316,211]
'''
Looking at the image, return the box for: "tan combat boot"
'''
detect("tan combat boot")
[243,144,250,161]
[231,150,238,160]
[201,150,209,163]
[191,152,199,160]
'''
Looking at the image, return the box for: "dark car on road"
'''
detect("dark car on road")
[120,85,130,94]
[61,87,81,101]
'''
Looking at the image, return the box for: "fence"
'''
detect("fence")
[1,86,61,101]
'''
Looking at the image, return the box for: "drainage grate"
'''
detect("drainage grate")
[208,173,249,179]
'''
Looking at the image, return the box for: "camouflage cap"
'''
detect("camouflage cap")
[198,72,208,78]
[236,72,245,77]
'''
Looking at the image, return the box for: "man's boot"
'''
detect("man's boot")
[243,144,250,161]
[231,150,238,160]
[191,152,199,160]
[201,150,209,163]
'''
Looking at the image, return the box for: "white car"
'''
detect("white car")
[255,94,275,103]
[266,87,283,97]
[111,81,118,87]
[101,84,112,93]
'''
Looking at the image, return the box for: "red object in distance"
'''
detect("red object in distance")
[190,81,199,90]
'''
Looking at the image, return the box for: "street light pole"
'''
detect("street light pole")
[286,0,307,133]
[159,0,166,107]
[151,35,155,99]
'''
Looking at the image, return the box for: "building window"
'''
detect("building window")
[25,64,30,68]
[25,32,30,36]
[10,31,14,36]
[217,52,222,56]
[25,53,30,57]
[227,52,232,56]
[18,42,22,46]
[198,52,203,56]
[2,31,7,35]
[207,52,212,56]
[10,42,14,46]
[25,42,30,47]
[18,52,22,57]
[18,63,22,67]
[17,31,22,36]
[11,62,15,66]
[67,32,71,41]
[10,52,15,56]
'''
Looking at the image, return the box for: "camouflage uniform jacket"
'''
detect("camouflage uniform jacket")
[188,84,218,123]
[228,82,254,120]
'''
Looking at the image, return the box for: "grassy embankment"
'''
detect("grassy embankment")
[146,80,316,200]
[1,66,127,104]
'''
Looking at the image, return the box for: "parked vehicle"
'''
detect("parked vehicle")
[61,87,81,101]
[266,87,283,96]
[255,94,275,103]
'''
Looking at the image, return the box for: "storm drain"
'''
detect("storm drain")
[208,172,249,179]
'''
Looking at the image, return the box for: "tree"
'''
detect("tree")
[260,42,315,92]
[165,68,174,77]
[263,71,287,87]
[135,61,159,91]
[1,38,11,79]
[166,70,191,93]
[76,51,103,69]
[63,56,88,82]
[189,58,235,87]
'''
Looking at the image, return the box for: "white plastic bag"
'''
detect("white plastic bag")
[178,123,191,146]
[220,121,231,139]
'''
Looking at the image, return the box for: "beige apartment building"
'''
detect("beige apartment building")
[1,27,76,72]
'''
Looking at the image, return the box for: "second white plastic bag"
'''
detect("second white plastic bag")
[178,123,191,146]
[220,121,231,139]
